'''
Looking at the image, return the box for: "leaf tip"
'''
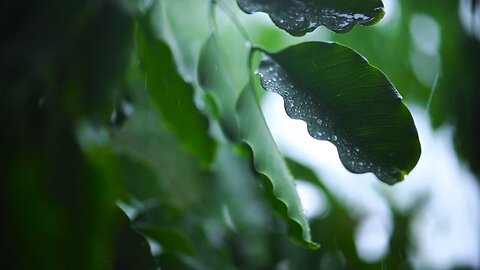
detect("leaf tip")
[363,7,385,26]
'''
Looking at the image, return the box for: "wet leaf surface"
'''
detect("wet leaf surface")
[255,42,420,184]
[236,0,384,36]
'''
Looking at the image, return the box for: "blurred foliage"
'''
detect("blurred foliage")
[1,0,478,269]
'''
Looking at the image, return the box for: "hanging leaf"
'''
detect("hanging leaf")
[236,85,319,249]
[111,208,158,270]
[198,34,317,248]
[255,42,420,184]
[235,0,385,36]
[136,25,216,166]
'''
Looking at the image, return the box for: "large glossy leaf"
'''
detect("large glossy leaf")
[236,85,319,249]
[255,42,421,184]
[136,24,215,165]
[236,0,385,36]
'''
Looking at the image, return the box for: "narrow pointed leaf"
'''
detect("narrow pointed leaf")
[236,0,385,36]
[255,42,421,184]
[236,85,319,249]
[137,26,215,165]
[198,35,318,248]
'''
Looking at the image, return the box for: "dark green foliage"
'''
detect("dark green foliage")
[110,208,158,270]
[1,0,134,269]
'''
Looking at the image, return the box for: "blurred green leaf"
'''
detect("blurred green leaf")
[198,34,245,140]
[236,85,319,249]
[138,226,195,256]
[113,108,206,209]
[213,144,269,231]
[255,42,420,184]
[235,0,385,36]
[111,208,157,270]
[116,154,170,205]
[1,1,134,269]
[136,22,216,166]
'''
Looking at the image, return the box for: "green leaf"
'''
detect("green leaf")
[236,0,385,36]
[198,33,317,248]
[236,85,319,249]
[137,226,195,256]
[111,208,158,270]
[198,34,247,140]
[136,24,216,166]
[113,108,207,209]
[255,42,421,184]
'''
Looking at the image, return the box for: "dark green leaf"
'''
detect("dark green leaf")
[255,42,420,184]
[117,154,169,203]
[111,208,158,270]
[113,108,207,209]
[236,0,385,36]
[137,26,216,166]
[137,226,195,256]
[236,85,319,249]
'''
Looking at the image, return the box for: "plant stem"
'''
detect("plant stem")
[216,0,253,46]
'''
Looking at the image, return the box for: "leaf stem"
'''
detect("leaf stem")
[208,0,218,35]
[216,0,253,46]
